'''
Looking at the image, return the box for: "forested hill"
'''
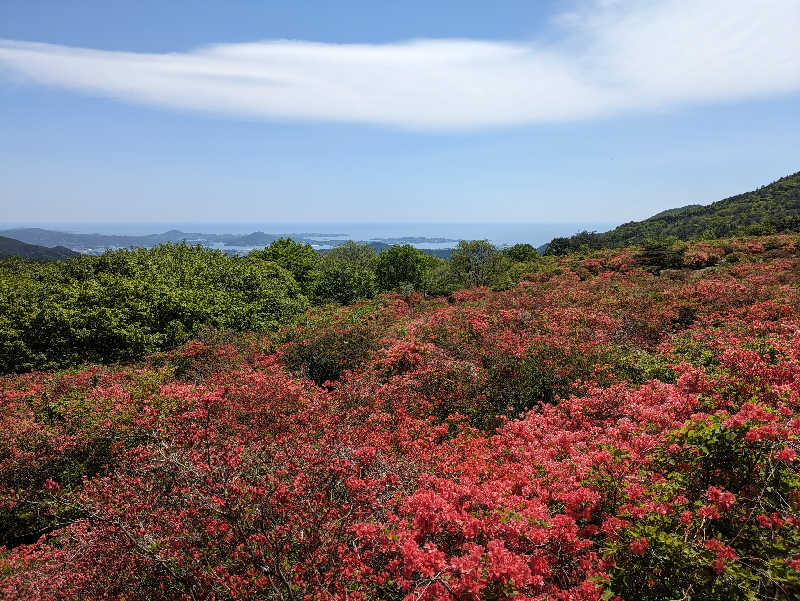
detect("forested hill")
[547,171,800,253]
[0,236,80,260]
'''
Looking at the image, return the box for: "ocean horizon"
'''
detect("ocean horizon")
[0,221,617,249]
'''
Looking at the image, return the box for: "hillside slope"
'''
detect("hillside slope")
[0,235,80,260]
[547,171,800,253]
[603,171,800,246]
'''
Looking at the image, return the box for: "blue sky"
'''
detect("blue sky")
[1,0,798,224]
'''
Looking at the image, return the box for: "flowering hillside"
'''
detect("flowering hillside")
[2,235,800,600]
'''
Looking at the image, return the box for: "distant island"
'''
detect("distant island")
[0,227,459,256]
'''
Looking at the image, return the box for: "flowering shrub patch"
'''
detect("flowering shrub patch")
[1,236,800,600]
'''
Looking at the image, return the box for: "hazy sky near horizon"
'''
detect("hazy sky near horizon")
[1,0,799,224]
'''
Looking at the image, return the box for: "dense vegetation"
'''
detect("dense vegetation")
[1,234,799,600]
[0,245,308,373]
[0,239,531,373]
[546,171,800,253]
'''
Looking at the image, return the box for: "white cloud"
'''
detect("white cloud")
[0,0,798,130]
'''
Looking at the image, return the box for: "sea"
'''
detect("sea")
[1,221,615,253]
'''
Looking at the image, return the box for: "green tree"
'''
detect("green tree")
[544,231,604,256]
[422,256,456,296]
[313,261,377,305]
[311,241,379,304]
[249,238,320,296]
[638,237,685,272]
[376,244,429,292]
[449,240,510,288]
[325,241,378,270]
[502,243,539,263]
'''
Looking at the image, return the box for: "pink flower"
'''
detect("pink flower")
[630,538,648,555]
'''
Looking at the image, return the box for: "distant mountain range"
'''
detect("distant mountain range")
[5,171,798,260]
[0,228,286,251]
[0,236,80,260]
[546,171,800,253]
[0,227,458,258]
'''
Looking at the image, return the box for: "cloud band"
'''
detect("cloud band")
[1,0,798,130]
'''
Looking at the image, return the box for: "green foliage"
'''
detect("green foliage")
[502,243,539,263]
[325,241,378,270]
[0,244,308,373]
[544,231,604,256]
[422,256,458,296]
[483,343,675,430]
[249,238,320,296]
[449,240,511,288]
[547,171,800,253]
[376,244,429,292]
[314,242,379,304]
[314,262,378,305]
[671,334,720,369]
[483,345,593,424]
[610,348,676,384]
[740,219,778,237]
[482,353,556,426]
[637,238,685,271]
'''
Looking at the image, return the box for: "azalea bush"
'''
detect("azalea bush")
[1,235,800,600]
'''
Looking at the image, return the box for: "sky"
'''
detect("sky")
[0,0,799,225]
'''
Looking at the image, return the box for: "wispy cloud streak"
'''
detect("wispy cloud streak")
[1,0,798,129]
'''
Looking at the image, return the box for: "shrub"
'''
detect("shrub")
[3,235,800,601]
[325,241,378,270]
[638,238,685,272]
[249,238,320,296]
[502,243,539,263]
[449,239,510,288]
[313,261,378,305]
[282,321,378,386]
[376,244,429,292]
[605,411,800,600]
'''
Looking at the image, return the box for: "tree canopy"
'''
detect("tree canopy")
[449,239,510,288]
[0,244,308,372]
[376,244,429,292]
